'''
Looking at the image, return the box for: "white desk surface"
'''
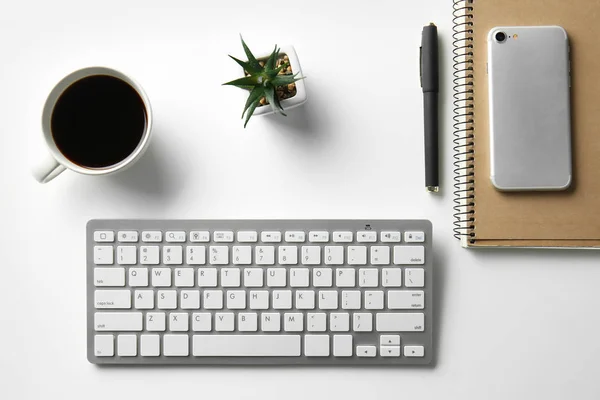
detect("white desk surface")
[2,0,599,398]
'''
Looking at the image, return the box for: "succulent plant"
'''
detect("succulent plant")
[224,37,303,127]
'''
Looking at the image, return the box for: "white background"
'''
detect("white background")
[1,0,599,398]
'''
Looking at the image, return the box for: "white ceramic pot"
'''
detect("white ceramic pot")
[249,45,307,116]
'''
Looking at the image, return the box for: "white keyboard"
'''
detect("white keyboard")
[87,220,433,365]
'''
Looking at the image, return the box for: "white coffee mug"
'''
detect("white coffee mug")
[32,67,153,183]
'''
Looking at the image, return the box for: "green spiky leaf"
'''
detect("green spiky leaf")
[240,36,262,71]
[228,55,261,75]
[222,75,264,88]
[270,73,303,87]
[264,85,286,116]
[242,86,265,119]
[265,45,279,70]
[243,98,261,128]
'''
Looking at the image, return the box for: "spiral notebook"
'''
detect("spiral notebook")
[452,0,600,248]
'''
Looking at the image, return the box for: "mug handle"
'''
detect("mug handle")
[32,151,66,183]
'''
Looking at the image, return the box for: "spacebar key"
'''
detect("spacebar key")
[193,335,301,356]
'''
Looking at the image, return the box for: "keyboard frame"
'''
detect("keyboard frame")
[87,219,433,365]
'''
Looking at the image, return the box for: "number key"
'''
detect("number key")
[186,246,206,265]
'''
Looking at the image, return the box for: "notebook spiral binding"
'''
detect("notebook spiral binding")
[452,0,476,243]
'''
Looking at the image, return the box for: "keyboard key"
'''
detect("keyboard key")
[233,246,252,265]
[221,268,241,287]
[333,231,353,243]
[166,231,186,242]
[307,313,327,332]
[278,246,298,265]
[94,231,114,242]
[336,268,355,287]
[140,335,160,356]
[318,291,338,309]
[94,267,125,287]
[146,312,166,331]
[197,268,217,287]
[285,231,306,243]
[347,246,367,265]
[214,231,234,242]
[203,290,223,309]
[118,231,139,242]
[405,268,425,287]
[261,313,281,332]
[158,290,177,309]
[333,335,353,357]
[175,268,194,287]
[342,291,361,310]
[215,313,235,331]
[118,335,137,356]
[381,231,401,243]
[250,291,269,309]
[94,335,114,357]
[180,290,200,309]
[163,246,183,265]
[370,246,390,265]
[357,231,377,243]
[267,268,286,287]
[284,313,303,331]
[359,268,378,287]
[313,268,333,287]
[193,335,301,356]
[142,231,162,242]
[309,231,329,243]
[237,231,258,242]
[152,268,171,287]
[301,246,321,265]
[140,246,159,265]
[244,268,264,287]
[94,290,131,309]
[164,334,189,356]
[261,231,281,243]
[381,345,400,357]
[330,313,350,332]
[324,246,344,265]
[404,231,425,243]
[134,290,154,309]
[364,291,384,310]
[353,313,372,332]
[94,246,114,265]
[94,312,143,331]
[404,345,425,357]
[393,246,425,265]
[376,313,425,332]
[305,335,330,356]
[169,313,189,331]
[388,290,425,309]
[238,313,258,332]
[295,290,315,309]
[117,246,137,265]
[190,231,210,243]
[186,246,206,265]
[380,335,401,346]
[356,345,377,357]
[255,246,275,265]
[273,290,292,309]
[227,290,246,309]
[290,268,310,287]
[192,313,212,331]
[209,246,229,265]
[382,268,402,287]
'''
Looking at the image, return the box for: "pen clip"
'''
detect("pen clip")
[419,46,423,88]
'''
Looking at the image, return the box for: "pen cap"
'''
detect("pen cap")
[421,24,439,92]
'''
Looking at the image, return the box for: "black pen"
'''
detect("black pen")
[420,23,440,193]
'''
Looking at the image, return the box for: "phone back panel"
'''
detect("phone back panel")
[488,26,572,191]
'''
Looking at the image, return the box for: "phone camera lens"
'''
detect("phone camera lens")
[495,32,507,43]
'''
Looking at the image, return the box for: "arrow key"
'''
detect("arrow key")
[356,345,377,357]
[404,345,425,357]
[380,345,400,357]
[380,334,400,346]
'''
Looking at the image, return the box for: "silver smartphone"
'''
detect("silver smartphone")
[488,26,572,191]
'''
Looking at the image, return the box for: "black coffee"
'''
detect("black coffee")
[51,75,147,168]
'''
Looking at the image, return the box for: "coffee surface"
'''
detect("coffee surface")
[51,75,146,168]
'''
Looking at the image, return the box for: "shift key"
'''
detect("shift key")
[376,313,424,332]
[95,312,143,331]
